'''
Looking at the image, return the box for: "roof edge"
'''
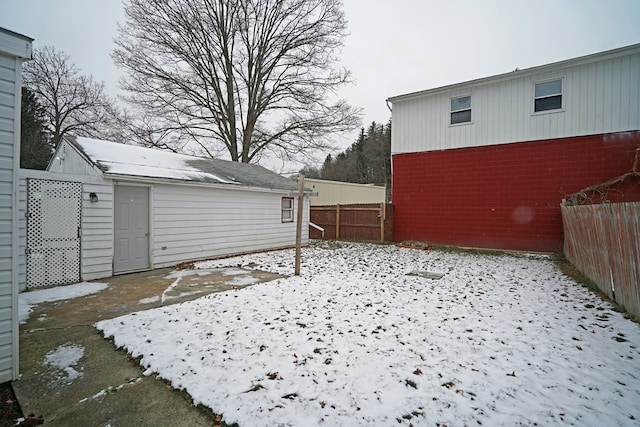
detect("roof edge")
[105,173,304,195]
[387,42,640,103]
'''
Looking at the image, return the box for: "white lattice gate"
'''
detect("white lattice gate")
[26,179,82,288]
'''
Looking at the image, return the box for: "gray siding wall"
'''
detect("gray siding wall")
[18,170,114,289]
[392,45,640,155]
[151,183,309,268]
[0,51,18,383]
[0,27,30,382]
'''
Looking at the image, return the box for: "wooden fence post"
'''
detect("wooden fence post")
[336,204,340,239]
[380,202,385,243]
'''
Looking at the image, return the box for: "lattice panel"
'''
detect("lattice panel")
[26,179,82,288]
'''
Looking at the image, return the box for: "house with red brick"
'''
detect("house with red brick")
[387,43,640,252]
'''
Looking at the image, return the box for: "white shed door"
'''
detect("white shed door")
[26,179,82,288]
[114,185,150,274]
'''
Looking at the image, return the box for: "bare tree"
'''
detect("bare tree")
[114,0,361,163]
[22,46,120,146]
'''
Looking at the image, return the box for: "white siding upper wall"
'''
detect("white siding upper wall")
[391,45,640,154]
[48,140,102,176]
[151,183,309,268]
[0,29,31,59]
[18,170,114,288]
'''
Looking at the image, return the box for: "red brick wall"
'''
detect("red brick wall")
[392,131,640,252]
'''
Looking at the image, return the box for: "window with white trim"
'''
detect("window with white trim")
[534,79,563,112]
[450,96,471,124]
[281,197,293,222]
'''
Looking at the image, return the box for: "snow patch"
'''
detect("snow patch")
[19,282,109,324]
[138,295,160,305]
[220,267,252,276]
[45,343,85,384]
[229,275,261,286]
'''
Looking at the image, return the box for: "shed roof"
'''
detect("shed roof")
[65,136,299,192]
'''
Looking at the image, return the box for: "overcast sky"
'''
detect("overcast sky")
[2,0,640,170]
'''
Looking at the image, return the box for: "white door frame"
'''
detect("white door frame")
[113,183,151,274]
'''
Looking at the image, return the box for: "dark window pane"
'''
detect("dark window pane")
[534,95,562,112]
[451,109,471,124]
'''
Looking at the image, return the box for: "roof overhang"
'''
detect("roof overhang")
[387,42,640,104]
[106,173,304,195]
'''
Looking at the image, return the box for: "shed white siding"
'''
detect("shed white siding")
[47,141,102,176]
[151,182,308,267]
[0,28,31,383]
[391,44,640,155]
[18,169,114,289]
[305,178,386,205]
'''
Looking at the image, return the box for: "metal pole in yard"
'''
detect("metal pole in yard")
[294,174,305,276]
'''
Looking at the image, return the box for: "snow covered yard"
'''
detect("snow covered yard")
[96,242,640,426]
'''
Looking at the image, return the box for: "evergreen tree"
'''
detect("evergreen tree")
[309,120,391,188]
[20,87,53,170]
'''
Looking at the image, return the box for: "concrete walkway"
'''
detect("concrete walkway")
[13,267,284,426]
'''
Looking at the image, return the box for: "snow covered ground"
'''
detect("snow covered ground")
[95,242,639,426]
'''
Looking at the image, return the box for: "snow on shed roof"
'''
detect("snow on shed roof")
[66,136,298,192]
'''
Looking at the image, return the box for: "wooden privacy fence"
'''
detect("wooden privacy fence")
[561,201,640,318]
[310,203,394,243]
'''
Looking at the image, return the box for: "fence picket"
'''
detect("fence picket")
[562,202,640,318]
[310,203,394,243]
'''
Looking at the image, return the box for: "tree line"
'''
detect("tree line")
[300,120,391,190]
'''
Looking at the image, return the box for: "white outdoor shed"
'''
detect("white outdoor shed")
[0,27,32,383]
[18,136,309,290]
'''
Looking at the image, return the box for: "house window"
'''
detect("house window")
[534,79,563,112]
[281,197,294,222]
[450,96,471,124]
